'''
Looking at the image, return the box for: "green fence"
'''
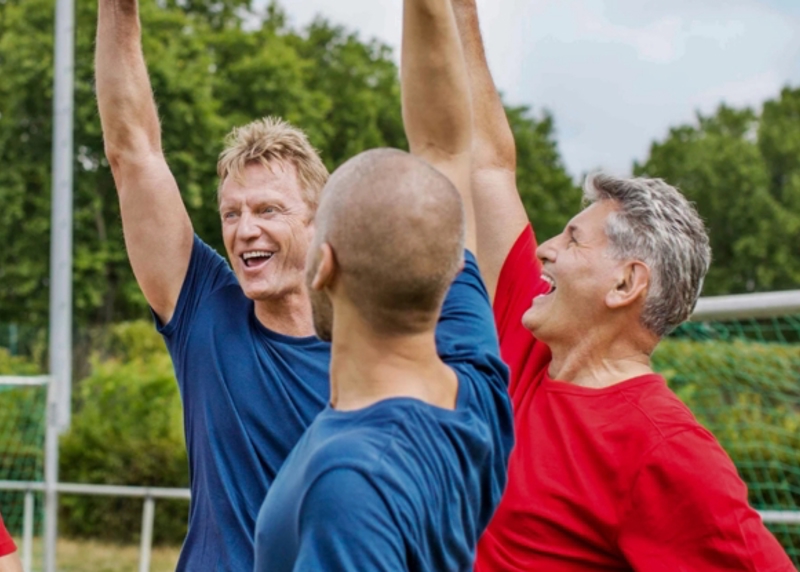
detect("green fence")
[658,314,800,566]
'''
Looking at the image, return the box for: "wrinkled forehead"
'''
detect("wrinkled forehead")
[219,161,306,205]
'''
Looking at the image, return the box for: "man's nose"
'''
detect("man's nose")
[536,237,557,264]
[238,211,261,239]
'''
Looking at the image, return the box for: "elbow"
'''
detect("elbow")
[474,136,517,172]
[103,139,163,181]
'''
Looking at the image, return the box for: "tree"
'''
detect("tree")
[0,0,406,333]
[0,0,577,341]
[635,103,800,295]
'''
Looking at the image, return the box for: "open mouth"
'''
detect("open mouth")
[241,250,274,268]
[540,274,556,296]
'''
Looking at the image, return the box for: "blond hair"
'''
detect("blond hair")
[217,117,329,211]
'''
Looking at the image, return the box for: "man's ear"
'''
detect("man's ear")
[310,243,337,292]
[606,260,650,310]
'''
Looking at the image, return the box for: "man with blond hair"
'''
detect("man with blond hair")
[445,0,795,570]
[96,1,333,569]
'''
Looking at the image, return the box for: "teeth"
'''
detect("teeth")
[243,251,273,260]
[542,275,556,293]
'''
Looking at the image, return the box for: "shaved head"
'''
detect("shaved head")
[308,148,465,340]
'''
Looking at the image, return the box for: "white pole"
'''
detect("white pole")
[139,497,156,572]
[22,490,33,572]
[46,0,75,568]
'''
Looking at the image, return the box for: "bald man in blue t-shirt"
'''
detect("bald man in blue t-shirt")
[253,0,513,568]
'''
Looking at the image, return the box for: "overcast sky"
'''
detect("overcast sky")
[264,0,800,178]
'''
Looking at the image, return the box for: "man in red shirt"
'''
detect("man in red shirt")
[0,513,21,572]
[450,1,796,570]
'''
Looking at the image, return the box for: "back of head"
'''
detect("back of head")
[217,116,329,212]
[584,173,711,337]
[315,148,465,336]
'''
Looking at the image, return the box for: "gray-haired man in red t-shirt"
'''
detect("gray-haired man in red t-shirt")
[424,0,795,570]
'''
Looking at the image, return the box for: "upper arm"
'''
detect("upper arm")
[619,429,794,571]
[0,515,19,572]
[294,469,406,572]
[111,151,194,324]
[471,168,530,299]
[0,554,22,572]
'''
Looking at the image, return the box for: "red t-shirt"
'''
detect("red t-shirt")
[0,512,16,558]
[475,226,794,572]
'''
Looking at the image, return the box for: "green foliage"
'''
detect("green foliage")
[0,0,579,334]
[59,322,188,544]
[636,96,800,295]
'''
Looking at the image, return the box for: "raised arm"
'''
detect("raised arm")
[96,0,193,323]
[452,0,529,299]
[401,0,476,252]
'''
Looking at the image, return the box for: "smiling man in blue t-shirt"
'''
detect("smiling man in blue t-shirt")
[96,1,336,569]
[254,0,513,568]
[97,0,509,568]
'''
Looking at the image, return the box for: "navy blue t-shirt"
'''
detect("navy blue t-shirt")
[157,236,331,572]
[254,253,513,571]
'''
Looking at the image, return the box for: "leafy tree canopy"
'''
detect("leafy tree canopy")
[0,0,573,331]
[635,93,800,296]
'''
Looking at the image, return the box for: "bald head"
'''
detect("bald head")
[310,148,465,338]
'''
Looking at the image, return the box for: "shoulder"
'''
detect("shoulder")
[301,412,404,476]
[619,375,701,440]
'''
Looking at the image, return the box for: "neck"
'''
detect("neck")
[546,326,656,388]
[329,315,457,412]
[254,290,316,338]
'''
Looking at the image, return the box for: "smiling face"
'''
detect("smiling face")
[219,161,314,303]
[523,200,626,344]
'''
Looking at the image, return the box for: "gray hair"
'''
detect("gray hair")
[583,173,711,337]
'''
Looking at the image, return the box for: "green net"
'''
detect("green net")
[657,315,800,566]
[0,381,46,536]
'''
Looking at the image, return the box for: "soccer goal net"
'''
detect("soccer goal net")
[0,375,47,543]
[656,299,800,566]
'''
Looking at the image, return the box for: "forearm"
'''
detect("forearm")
[96,0,162,163]
[451,0,516,171]
[402,0,474,249]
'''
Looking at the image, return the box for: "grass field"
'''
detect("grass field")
[15,537,180,572]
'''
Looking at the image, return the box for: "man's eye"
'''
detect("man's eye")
[262,206,276,214]
[223,212,238,220]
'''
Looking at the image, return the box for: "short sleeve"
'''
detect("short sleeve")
[493,226,550,397]
[436,251,500,363]
[618,428,794,572]
[154,235,237,364]
[0,513,16,557]
[294,469,407,572]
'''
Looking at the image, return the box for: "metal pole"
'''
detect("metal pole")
[22,490,34,572]
[139,497,156,572]
[50,0,75,435]
[46,0,75,568]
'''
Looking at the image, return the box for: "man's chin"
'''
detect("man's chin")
[521,305,539,332]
